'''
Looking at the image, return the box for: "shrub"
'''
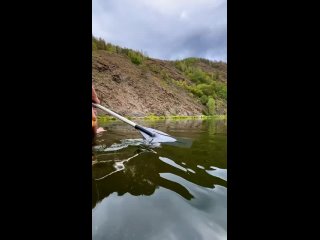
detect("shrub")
[212,81,227,100]
[92,41,97,51]
[187,85,203,97]
[207,97,216,115]
[200,95,208,105]
[197,84,215,96]
[128,50,144,65]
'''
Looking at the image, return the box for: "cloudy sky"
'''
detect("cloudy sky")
[92,0,227,62]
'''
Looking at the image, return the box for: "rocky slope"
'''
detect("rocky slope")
[92,50,226,117]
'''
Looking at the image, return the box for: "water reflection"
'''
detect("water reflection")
[92,119,227,209]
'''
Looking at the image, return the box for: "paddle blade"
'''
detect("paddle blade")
[139,127,177,143]
[162,138,193,148]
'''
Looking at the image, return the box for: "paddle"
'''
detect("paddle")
[92,103,177,143]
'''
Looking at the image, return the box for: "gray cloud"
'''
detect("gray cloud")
[93,0,227,62]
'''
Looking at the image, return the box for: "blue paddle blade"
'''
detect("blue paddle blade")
[139,127,177,143]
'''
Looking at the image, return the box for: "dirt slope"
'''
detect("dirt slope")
[92,50,226,117]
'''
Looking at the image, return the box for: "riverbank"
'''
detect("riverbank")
[97,115,227,122]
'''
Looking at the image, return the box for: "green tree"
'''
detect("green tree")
[200,95,208,105]
[92,41,97,51]
[197,84,214,96]
[128,50,144,65]
[212,81,227,100]
[189,69,207,83]
[207,97,215,115]
[96,38,106,50]
[187,86,203,97]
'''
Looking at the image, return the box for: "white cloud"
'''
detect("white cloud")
[92,0,227,61]
[179,11,188,20]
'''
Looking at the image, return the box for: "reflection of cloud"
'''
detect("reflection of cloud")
[159,157,187,172]
[207,167,227,181]
[92,186,227,240]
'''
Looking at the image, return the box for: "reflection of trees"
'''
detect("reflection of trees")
[92,149,193,209]
[92,119,227,209]
[146,119,226,136]
[155,120,227,170]
[92,144,227,209]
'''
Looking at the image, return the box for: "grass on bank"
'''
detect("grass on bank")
[97,115,226,122]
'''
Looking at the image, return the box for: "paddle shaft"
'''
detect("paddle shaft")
[92,103,155,137]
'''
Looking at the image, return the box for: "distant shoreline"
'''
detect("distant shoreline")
[97,115,227,121]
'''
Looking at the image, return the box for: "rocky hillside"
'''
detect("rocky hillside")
[92,38,227,117]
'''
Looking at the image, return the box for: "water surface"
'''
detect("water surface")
[92,119,227,240]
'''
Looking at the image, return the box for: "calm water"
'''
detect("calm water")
[92,119,227,240]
